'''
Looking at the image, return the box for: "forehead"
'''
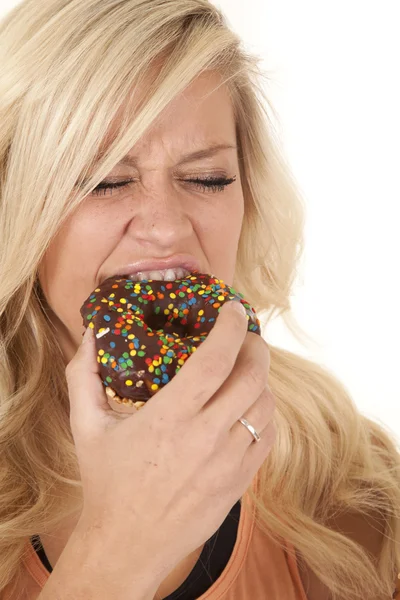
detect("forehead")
[101,70,237,158]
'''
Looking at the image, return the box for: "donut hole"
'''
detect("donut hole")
[145,312,168,331]
[145,312,187,338]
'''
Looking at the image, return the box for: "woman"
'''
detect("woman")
[0,1,399,599]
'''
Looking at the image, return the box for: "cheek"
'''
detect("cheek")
[214,190,243,237]
[197,193,244,283]
[37,191,243,337]
[38,210,118,329]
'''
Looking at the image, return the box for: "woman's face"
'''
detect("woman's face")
[38,70,245,364]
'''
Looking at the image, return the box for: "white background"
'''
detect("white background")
[1,0,399,440]
[211,0,400,440]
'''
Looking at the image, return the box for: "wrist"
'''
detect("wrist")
[70,518,166,597]
[38,522,163,600]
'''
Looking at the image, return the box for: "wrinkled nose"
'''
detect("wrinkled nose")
[125,189,193,248]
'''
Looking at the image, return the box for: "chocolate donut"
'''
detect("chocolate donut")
[80,272,261,410]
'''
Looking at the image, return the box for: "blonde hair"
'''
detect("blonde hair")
[0,1,399,599]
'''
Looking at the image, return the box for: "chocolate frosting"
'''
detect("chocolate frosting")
[80,272,261,404]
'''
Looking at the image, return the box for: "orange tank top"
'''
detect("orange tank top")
[10,475,308,599]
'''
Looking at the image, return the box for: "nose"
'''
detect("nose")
[125,186,193,249]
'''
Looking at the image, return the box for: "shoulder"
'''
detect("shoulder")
[296,509,387,600]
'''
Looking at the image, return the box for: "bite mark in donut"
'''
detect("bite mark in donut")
[80,272,261,410]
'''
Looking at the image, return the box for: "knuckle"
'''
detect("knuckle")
[201,350,233,380]
[249,333,271,361]
[245,362,267,390]
[258,389,273,412]
[258,336,271,364]
[244,334,270,372]
[263,386,276,410]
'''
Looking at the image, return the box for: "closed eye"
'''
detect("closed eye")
[91,176,237,197]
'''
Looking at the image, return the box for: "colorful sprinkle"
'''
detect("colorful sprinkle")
[80,272,261,405]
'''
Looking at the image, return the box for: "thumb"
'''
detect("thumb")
[66,325,115,441]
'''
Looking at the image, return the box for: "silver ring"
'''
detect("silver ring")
[238,417,261,443]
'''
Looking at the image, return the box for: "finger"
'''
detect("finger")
[240,419,277,480]
[229,386,276,447]
[66,326,117,440]
[202,332,271,429]
[152,300,250,420]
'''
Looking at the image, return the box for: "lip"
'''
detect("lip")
[101,254,202,285]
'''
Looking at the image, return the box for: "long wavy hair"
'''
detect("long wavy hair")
[0,1,399,599]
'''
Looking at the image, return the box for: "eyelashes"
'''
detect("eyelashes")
[91,175,237,197]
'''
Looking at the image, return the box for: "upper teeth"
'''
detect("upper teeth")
[128,267,191,282]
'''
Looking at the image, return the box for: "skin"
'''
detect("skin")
[36,69,245,597]
[38,69,244,365]
[33,67,386,600]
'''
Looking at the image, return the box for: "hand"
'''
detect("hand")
[66,300,276,573]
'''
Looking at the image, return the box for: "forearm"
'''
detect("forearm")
[37,524,163,600]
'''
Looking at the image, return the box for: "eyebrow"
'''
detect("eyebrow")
[115,143,238,168]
